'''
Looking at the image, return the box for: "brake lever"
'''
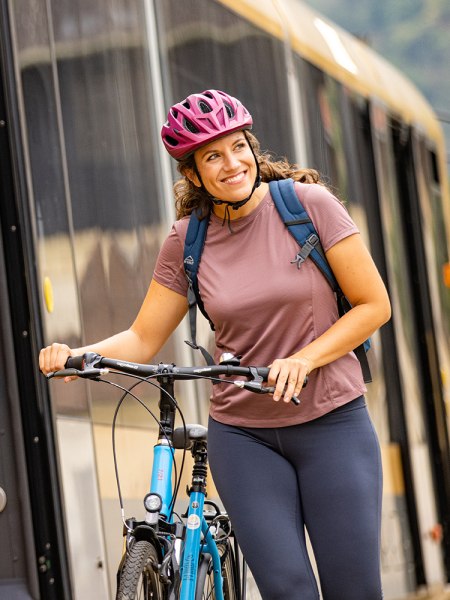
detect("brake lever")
[274,375,308,406]
[262,386,301,406]
[234,367,309,406]
[232,380,301,406]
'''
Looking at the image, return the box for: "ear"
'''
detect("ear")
[182,167,201,188]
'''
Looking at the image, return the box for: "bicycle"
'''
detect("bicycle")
[47,351,302,599]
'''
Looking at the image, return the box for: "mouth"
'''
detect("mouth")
[221,171,246,185]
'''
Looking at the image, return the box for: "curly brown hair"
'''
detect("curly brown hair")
[172,131,321,219]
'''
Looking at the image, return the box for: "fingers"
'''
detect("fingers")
[268,356,312,404]
[39,342,72,375]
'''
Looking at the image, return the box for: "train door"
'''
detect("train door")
[391,122,450,579]
[0,170,39,600]
[342,95,423,596]
[0,2,112,597]
[370,102,448,586]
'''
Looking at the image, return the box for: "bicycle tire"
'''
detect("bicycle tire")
[116,540,165,600]
[195,540,239,600]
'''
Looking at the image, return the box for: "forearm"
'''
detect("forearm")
[72,328,155,364]
[40,280,187,376]
[294,301,390,371]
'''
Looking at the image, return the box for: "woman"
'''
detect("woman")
[40,89,391,599]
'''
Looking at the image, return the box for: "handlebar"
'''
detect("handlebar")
[46,352,306,405]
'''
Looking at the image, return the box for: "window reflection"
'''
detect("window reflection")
[12,0,166,418]
[155,0,295,161]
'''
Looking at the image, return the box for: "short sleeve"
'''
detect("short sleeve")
[296,183,359,252]
[153,220,189,296]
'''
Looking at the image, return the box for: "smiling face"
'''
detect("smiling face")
[191,131,258,203]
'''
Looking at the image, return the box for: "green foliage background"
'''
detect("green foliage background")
[302,0,450,163]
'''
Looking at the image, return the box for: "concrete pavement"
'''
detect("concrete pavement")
[397,585,450,600]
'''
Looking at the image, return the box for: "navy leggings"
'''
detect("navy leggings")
[208,397,383,600]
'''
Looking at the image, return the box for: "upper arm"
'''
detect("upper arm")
[130,279,188,358]
[325,234,391,319]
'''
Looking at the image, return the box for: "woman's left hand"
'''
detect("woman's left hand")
[268,356,313,403]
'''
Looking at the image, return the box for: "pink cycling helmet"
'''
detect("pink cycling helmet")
[161,89,253,160]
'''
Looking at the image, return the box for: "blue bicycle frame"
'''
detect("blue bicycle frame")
[149,437,225,600]
[49,354,262,600]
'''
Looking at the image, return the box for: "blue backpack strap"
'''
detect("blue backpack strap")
[269,178,372,383]
[183,209,215,365]
[269,179,339,293]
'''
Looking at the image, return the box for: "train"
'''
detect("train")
[0,0,449,598]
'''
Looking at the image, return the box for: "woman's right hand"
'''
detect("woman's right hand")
[39,342,74,378]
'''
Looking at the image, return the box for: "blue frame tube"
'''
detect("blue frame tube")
[150,443,174,519]
[201,518,224,600]
[180,490,205,598]
[149,444,225,599]
[179,490,224,600]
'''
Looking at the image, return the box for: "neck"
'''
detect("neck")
[212,182,268,220]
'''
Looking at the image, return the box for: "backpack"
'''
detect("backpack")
[183,178,372,383]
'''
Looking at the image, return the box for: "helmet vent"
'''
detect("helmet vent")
[198,100,212,113]
[165,135,179,147]
[223,101,235,118]
[183,117,199,134]
[182,101,191,109]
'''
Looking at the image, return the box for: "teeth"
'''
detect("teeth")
[224,173,244,184]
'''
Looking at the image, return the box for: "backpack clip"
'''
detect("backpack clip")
[290,233,320,269]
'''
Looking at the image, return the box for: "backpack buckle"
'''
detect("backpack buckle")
[290,234,319,269]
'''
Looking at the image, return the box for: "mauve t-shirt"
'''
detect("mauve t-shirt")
[153,182,366,427]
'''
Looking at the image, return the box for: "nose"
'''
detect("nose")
[222,150,240,170]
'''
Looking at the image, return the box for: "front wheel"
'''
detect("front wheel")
[195,540,239,600]
[116,540,165,600]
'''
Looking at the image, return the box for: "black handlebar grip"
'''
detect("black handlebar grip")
[65,355,84,370]
[256,367,270,380]
[254,368,307,388]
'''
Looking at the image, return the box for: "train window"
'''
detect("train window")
[9,3,181,594]
[295,59,351,197]
[155,0,295,161]
[294,59,329,174]
[11,0,167,418]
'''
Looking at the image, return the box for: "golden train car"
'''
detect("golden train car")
[0,0,449,598]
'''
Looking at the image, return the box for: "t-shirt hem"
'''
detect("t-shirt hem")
[209,386,366,428]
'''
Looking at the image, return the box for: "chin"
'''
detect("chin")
[230,183,253,198]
